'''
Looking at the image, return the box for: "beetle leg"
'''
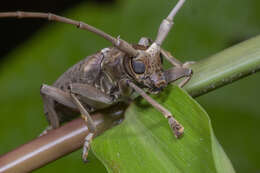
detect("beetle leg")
[164,67,192,85]
[41,84,107,161]
[182,61,196,69]
[161,48,195,68]
[40,84,79,134]
[82,133,94,163]
[69,83,113,107]
[38,126,53,137]
[41,84,77,109]
[70,93,96,133]
[127,81,184,138]
[160,49,183,67]
[70,93,96,162]
[178,74,192,88]
[160,49,193,88]
[40,88,60,129]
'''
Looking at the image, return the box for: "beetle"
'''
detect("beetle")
[0,0,193,162]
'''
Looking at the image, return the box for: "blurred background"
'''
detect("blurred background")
[0,0,259,172]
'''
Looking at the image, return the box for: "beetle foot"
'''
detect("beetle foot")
[38,126,53,137]
[182,61,196,69]
[168,117,184,138]
[82,133,94,163]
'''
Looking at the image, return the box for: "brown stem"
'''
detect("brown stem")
[0,111,123,172]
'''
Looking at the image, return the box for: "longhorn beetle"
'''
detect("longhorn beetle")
[0,0,193,162]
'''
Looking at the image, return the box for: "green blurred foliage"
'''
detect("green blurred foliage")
[0,0,259,172]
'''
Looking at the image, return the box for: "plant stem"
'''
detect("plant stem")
[0,110,125,172]
[1,35,260,172]
[184,35,260,97]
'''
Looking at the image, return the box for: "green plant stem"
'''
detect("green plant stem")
[185,35,260,97]
[0,35,260,172]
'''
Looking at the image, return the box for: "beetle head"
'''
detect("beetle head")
[127,45,167,94]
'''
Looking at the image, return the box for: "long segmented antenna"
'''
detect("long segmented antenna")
[155,0,185,46]
[0,11,138,57]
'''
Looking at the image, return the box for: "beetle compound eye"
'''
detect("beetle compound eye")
[131,60,146,74]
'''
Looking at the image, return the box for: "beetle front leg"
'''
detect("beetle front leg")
[128,81,184,138]
[161,48,196,69]
[164,67,192,86]
[161,49,193,87]
[161,48,183,67]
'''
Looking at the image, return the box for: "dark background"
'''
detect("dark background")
[0,0,113,61]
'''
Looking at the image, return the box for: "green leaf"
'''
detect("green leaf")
[92,85,235,173]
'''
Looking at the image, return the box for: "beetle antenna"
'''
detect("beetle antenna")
[0,11,138,57]
[155,0,185,46]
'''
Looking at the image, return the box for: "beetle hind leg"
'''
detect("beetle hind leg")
[38,126,53,137]
[39,84,79,135]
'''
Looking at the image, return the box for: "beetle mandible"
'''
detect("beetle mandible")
[0,0,193,162]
